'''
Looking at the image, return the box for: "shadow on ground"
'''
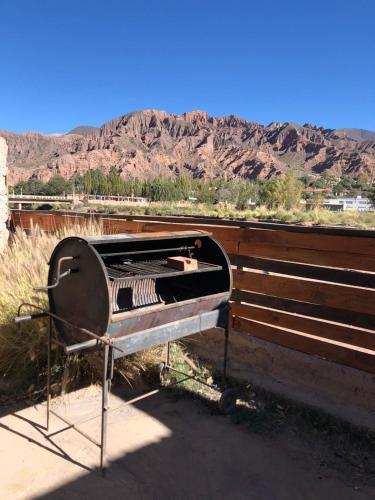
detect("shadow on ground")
[1,381,374,500]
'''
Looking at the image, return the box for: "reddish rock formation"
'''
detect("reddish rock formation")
[0,137,8,250]
[1,109,374,186]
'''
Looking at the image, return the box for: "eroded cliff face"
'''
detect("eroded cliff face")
[1,109,375,185]
[0,137,8,251]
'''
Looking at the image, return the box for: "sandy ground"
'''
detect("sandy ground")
[0,386,373,500]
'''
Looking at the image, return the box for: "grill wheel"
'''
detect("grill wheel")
[219,389,238,414]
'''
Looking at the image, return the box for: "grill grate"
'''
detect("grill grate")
[106,259,221,281]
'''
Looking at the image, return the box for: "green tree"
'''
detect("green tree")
[281,172,304,209]
[259,173,302,209]
[14,179,45,195]
[259,177,283,208]
[195,181,217,204]
[311,172,337,190]
[357,172,370,189]
[368,187,375,208]
[236,180,259,210]
[83,170,93,194]
[175,174,193,199]
[73,175,85,193]
[44,175,72,195]
[107,166,122,195]
[309,192,325,210]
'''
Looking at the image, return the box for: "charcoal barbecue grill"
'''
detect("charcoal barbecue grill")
[16,230,233,474]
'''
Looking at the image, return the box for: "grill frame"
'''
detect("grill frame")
[17,230,233,475]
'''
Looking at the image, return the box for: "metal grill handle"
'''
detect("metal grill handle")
[34,256,78,292]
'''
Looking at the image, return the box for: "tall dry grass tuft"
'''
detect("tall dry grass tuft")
[0,222,161,395]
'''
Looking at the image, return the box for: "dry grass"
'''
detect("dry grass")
[78,202,375,229]
[0,222,161,396]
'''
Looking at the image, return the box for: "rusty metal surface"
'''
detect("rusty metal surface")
[82,230,211,245]
[48,237,111,344]
[109,292,229,338]
[112,308,228,358]
[46,231,232,345]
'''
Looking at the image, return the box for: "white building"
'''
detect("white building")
[323,196,374,212]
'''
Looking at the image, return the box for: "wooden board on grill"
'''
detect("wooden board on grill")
[167,256,198,271]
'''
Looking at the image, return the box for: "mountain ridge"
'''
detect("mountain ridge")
[1,109,375,186]
[66,125,100,137]
[337,128,375,142]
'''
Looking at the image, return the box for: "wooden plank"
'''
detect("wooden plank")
[11,209,375,237]
[10,212,24,228]
[233,316,375,374]
[231,302,375,350]
[92,212,375,237]
[241,227,375,256]
[11,211,375,271]
[140,221,241,242]
[13,212,86,232]
[229,255,375,288]
[139,222,239,254]
[10,212,240,253]
[231,289,375,330]
[237,241,375,272]
[98,219,240,253]
[94,213,375,238]
[234,269,375,315]
[102,218,143,234]
[14,212,40,228]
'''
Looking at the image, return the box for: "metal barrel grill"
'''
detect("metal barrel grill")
[16,230,233,474]
[47,230,232,351]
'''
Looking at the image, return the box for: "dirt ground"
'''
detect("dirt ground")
[0,386,374,500]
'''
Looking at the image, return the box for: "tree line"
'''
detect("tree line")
[12,167,375,209]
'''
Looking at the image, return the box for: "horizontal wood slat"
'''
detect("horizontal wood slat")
[102,218,144,234]
[51,210,375,237]
[231,302,375,350]
[11,212,240,254]
[12,209,375,237]
[237,241,375,272]
[101,219,240,254]
[231,289,375,330]
[229,254,375,288]
[234,269,375,315]
[233,316,375,374]
[241,227,375,256]
[140,221,240,244]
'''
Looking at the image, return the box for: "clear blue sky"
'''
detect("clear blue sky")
[0,0,374,133]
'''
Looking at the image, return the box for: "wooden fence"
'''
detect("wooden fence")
[11,210,375,374]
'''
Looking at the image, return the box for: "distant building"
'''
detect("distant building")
[303,188,330,194]
[323,196,373,212]
[246,198,256,208]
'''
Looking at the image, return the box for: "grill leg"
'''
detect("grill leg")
[46,317,52,432]
[166,341,171,366]
[223,319,230,387]
[100,343,112,476]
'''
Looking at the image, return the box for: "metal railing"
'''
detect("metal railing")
[8,193,148,203]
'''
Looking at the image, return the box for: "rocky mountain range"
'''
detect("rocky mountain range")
[1,110,375,186]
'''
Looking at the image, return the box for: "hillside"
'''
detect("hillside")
[66,125,100,137]
[338,128,375,142]
[2,110,375,186]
